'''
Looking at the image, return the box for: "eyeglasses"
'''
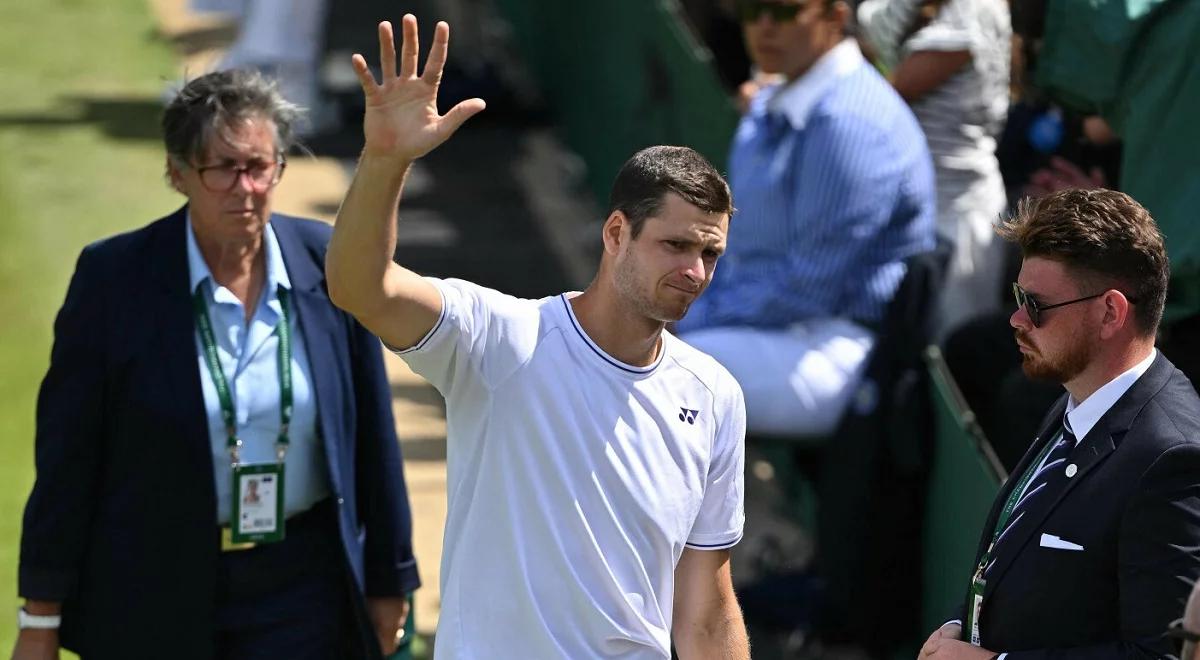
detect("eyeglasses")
[1169,619,1200,644]
[194,158,286,193]
[737,0,805,23]
[1012,282,1137,328]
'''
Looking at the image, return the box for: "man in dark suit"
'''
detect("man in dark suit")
[13,70,419,659]
[920,188,1200,660]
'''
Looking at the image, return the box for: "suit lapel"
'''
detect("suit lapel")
[146,207,217,506]
[272,218,346,485]
[983,353,1174,597]
[976,396,1068,554]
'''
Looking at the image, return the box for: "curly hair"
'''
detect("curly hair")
[998,189,1169,334]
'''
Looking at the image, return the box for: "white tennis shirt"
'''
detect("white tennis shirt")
[396,278,746,659]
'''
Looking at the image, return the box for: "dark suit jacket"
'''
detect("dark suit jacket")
[959,352,1200,659]
[18,207,420,658]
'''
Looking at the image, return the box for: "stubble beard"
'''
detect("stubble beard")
[614,250,688,323]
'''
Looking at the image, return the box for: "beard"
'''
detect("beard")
[613,249,694,323]
[1015,329,1095,384]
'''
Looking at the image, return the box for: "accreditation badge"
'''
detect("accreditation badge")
[966,573,985,646]
[230,463,285,544]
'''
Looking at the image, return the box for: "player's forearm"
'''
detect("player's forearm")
[327,153,413,316]
[673,601,750,660]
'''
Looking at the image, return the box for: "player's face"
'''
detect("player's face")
[1010,257,1101,384]
[614,193,728,322]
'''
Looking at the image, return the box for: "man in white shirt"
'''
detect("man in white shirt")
[920,188,1200,660]
[325,16,750,659]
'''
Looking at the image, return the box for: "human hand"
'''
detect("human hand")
[736,80,761,115]
[920,623,995,660]
[366,595,411,656]
[11,629,60,660]
[919,622,962,658]
[922,638,996,660]
[351,16,486,162]
[1024,156,1106,198]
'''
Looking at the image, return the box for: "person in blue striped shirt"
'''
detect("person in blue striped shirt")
[676,0,937,438]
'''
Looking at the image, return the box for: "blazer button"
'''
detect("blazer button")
[337,497,345,505]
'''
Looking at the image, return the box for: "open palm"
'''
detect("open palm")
[352,16,485,161]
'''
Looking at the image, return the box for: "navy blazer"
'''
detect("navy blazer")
[19,207,419,658]
[959,352,1200,659]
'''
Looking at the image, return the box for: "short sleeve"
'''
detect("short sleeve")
[905,0,976,53]
[392,278,534,396]
[857,0,922,70]
[686,374,747,550]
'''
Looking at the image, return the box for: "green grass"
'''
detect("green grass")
[0,0,180,652]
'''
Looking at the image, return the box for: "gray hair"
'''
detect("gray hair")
[162,69,302,165]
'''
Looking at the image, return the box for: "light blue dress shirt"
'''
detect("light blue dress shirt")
[187,217,329,524]
[677,40,936,332]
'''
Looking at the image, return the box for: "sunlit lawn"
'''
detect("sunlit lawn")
[0,0,180,653]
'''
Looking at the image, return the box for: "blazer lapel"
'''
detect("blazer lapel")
[146,207,217,504]
[272,218,347,487]
[983,353,1173,597]
[982,396,1068,534]
[967,396,1066,591]
[1019,353,1173,532]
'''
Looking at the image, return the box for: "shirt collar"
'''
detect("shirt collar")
[764,39,864,130]
[1064,348,1158,443]
[186,210,291,297]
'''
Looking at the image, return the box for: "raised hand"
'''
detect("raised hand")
[351,16,486,162]
[1024,156,1107,198]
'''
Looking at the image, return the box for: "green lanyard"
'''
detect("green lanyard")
[192,284,293,467]
[975,428,1064,574]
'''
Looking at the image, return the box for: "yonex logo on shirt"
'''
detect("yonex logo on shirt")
[679,408,700,424]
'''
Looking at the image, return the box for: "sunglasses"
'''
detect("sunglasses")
[737,0,806,23]
[1012,283,1115,328]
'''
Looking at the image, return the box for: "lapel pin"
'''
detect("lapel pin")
[1065,464,1078,478]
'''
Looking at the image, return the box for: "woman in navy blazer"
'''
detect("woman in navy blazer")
[14,70,419,659]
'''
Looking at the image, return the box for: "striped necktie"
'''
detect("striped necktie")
[984,420,1077,576]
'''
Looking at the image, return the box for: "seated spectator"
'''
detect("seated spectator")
[944,0,1128,466]
[857,0,1011,336]
[209,0,334,136]
[676,0,936,438]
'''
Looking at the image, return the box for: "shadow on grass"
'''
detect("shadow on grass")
[0,96,165,142]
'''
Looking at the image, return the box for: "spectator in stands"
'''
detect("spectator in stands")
[676,0,936,438]
[857,0,1011,335]
[941,0,1127,470]
[205,0,334,136]
[1022,0,1200,384]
